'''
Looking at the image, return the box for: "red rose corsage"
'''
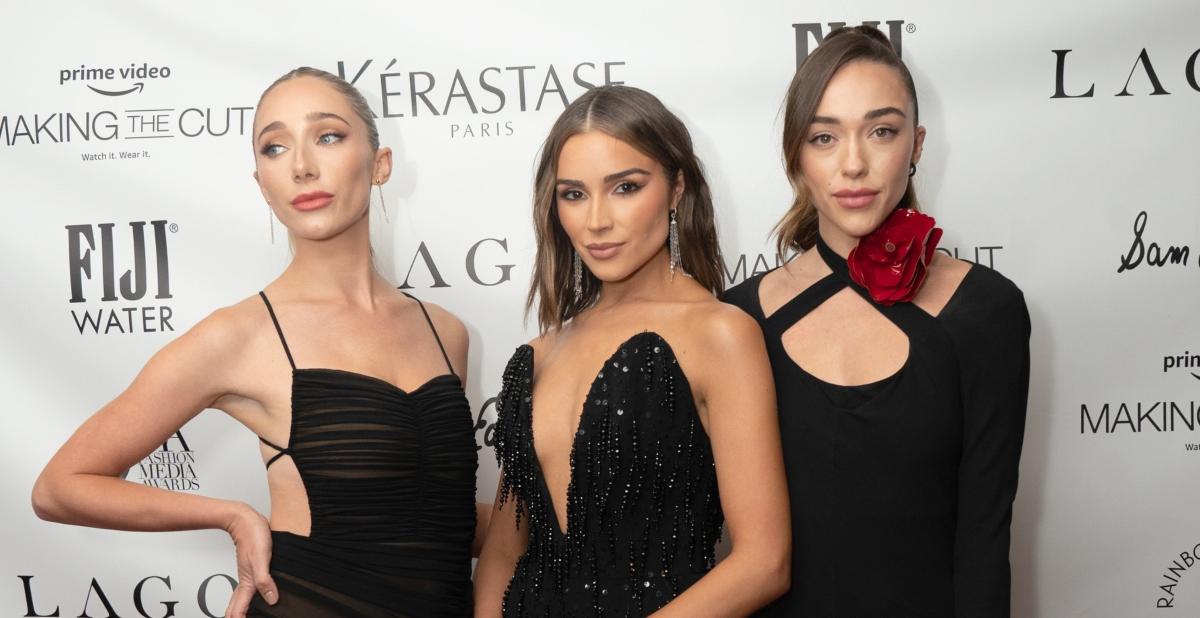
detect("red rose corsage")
[847,208,943,306]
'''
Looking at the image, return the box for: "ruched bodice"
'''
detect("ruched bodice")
[248,291,476,618]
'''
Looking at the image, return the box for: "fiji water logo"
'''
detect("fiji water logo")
[66,220,176,335]
[792,20,911,66]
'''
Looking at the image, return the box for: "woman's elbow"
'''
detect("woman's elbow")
[765,553,791,600]
[30,472,64,523]
[746,541,790,601]
[752,546,790,601]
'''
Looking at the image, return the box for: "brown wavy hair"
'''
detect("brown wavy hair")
[776,25,921,256]
[527,85,724,333]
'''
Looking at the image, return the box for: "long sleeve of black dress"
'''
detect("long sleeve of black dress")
[940,269,1031,617]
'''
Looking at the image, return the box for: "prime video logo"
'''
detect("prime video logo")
[59,63,173,96]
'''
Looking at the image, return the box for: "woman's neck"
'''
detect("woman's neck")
[275,214,387,307]
[816,217,857,259]
[593,247,679,309]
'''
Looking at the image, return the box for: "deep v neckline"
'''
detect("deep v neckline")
[520,330,673,538]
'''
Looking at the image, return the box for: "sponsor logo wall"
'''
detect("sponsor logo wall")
[2,2,1196,615]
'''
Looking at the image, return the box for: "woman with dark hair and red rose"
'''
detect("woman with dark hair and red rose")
[722,26,1030,617]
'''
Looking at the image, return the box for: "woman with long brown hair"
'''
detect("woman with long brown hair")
[475,85,790,616]
[723,26,1030,616]
[32,67,481,617]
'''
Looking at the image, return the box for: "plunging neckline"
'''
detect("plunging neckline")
[518,330,679,538]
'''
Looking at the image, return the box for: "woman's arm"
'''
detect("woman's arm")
[473,480,529,617]
[652,306,791,617]
[30,307,280,616]
[944,277,1031,617]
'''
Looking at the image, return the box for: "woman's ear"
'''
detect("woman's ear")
[372,147,394,184]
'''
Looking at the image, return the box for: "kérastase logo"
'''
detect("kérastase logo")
[59,62,173,96]
[336,58,628,139]
[67,220,176,335]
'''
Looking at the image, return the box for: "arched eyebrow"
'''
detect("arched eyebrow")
[811,106,907,126]
[864,106,906,120]
[256,111,352,142]
[557,167,651,188]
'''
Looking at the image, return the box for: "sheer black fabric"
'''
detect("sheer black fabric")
[493,332,724,616]
[247,291,476,617]
[722,238,1030,618]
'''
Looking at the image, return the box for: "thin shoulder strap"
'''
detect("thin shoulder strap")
[401,291,456,376]
[258,291,296,370]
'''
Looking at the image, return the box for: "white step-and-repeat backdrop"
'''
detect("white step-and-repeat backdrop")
[2,1,1197,615]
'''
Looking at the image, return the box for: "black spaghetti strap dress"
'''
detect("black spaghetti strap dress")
[247,291,477,617]
[493,331,725,616]
[722,238,1030,617]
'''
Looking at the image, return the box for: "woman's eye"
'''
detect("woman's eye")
[559,189,584,201]
[809,133,834,146]
[615,181,641,194]
[318,132,344,145]
[872,127,897,138]
[260,144,286,157]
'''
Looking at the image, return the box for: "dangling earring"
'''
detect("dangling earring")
[375,182,390,223]
[267,201,275,244]
[668,208,680,280]
[909,163,917,177]
[573,251,583,302]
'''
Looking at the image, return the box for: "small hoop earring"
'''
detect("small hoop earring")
[909,163,917,177]
[573,251,583,302]
[375,183,390,224]
[668,208,680,281]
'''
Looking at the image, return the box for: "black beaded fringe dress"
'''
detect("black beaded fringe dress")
[494,331,724,616]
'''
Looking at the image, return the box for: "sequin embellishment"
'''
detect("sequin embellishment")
[494,332,723,616]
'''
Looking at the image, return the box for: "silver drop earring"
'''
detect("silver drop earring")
[375,183,390,224]
[573,251,583,302]
[267,201,275,244]
[668,208,680,280]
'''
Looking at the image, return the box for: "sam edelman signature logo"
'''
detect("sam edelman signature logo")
[60,62,173,96]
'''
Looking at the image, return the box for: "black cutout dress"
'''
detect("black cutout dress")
[247,291,477,617]
[722,237,1030,617]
